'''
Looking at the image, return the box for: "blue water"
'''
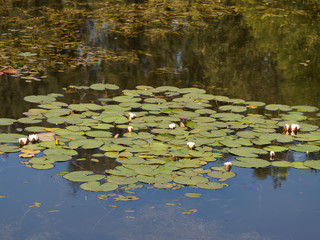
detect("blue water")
[1,150,319,239]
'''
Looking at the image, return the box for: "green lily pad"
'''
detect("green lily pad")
[90,83,119,91]
[18,117,42,124]
[265,104,292,112]
[229,147,268,157]
[264,146,288,152]
[207,170,236,179]
[0,133,27,143]
[24,126,47,133]
[196,181,225,189]
[304,160,320,169]
[289,144,320,153]
[292,105,318,113]
[46,154,72,162]
[31,163,55,170]
[107,176,138,185]
[232,157,270,168]
[43,148,78,156]
[80,181,118,192]
[63,171,105,182]
[0,118,16,126]
[219,105,247,113]
[271,161,292,167]
[173,175,208,185]
[0,144,20,153]
[24,95,56,104]
[85,131,112,138]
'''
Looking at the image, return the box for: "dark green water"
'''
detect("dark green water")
[0,1,320,239]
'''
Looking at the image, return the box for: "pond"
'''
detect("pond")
[0,0,320,239]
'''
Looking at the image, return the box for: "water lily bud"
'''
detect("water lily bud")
[180,122,185,128]
[19,137,28,146]
[169,123,176,129]
[128,112,136,121]
[290,124,300,133]
[187,142,195,150]
[283,124,289,132]
[128,126,134,132]
[114,133,119,139]
[28,134,39,144]
[270,151,275,160]
[224,162,232,171]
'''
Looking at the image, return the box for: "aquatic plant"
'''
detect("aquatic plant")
[0,84,319,200]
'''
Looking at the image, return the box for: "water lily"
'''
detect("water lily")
[169,123,176,129]
[187,142,195,150]
[19,137,28,146]
[224,162,232,171]
[128,112,136,121]
[180,122,185,128]
[270,151,275,160]
[28,134,39,144]
[283,124,289,132]
[290,124,300,133]
[128,126,134,132]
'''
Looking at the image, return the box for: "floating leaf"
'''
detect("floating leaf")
[289,144,320,153]
[24,95,56,104]
[264,146,288,152]
[207,170,236,179]
[271,161,292,167]
[80,181,118,192]
[196,181,225,189]
[63,171,105,182]
[90,83,119,91]
[304,160,320,169]
[32,163,55,170]
[265,104,292,112]
[0,144,20,153]
[232,157,270,168]
[229,147,268,157]
[292,105,318,113]
[0,118,16,126]
[184,192,202,198]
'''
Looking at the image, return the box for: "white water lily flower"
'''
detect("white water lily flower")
[169,123,176,129]
[224,162,232,171]
[128,112,136,121]
[19,137,28,146]
[28,134,39,144]
[187,142,195,150]
[128,126,134,132]
[283,124,290,132]
[290,124,300,133]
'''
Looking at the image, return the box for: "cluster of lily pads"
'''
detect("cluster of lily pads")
[0,84,320,194]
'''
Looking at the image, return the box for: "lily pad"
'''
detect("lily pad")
[304,160,320,169]
[24,95,56,104]
[265,104,292,112]
[63,171,105,182]
[229,147,268,157]
[0,118,16,126]
[80,181,118,192]
[232,157,270,168]
[289,144,320,153]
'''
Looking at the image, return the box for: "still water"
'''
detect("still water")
[0,0,320,239]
